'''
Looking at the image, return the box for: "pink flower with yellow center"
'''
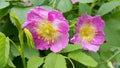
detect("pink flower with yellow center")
[22,7,69,53]
[71,14,105,52]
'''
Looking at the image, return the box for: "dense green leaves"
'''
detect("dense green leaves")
[0,2,9,9]
[61,44,82,53]
[68,50,98,67]
[104,11,120,47]
[44,53,67,68]
[10,43,39,59]
[1,0,120,68]
[24,44,39,59]
[78,0,96,3]
[97,2,120,16]
[0,7,10,19]
[27,56,44,68]
[10,7,33,24]
[57,0,73,13]
[0,32,10,67]
[79,3,91,15]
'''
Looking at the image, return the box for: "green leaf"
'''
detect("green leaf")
[10,13,22,30]
[42,6,52,10]
[10,7,33,24]
[0,32,6,39]
[30,0,45,6]
[0,33,10,67]
[97,2,120,16]
[78,0,96,3]
[11,43,39,59]
[24,44,39,59]
[68,50,98,67]
[79,3,91,15]
[5,58,16,68]
[44,53,67,68]
[61,44,82,53]
[10,44,20,57]
[27,56,44,68]
[104,11,120,48]
[57,0,73,13]
[24,28,35,48]
[0,2,9,9]
[0,7,10,19]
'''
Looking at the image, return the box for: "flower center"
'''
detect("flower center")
[37,20,59,44]
[80,23,97,41]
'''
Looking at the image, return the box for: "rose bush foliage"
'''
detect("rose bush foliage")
[0,0,120,68]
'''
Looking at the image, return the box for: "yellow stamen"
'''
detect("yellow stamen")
[80,23,97,41]
[52,39,55,43]
[37,19,59,44]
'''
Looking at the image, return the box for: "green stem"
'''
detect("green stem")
[67,58,75,68]
[69,24,75,28]
[9,39,18,51]
[52,0,57,9]
[90,2,96,10]
[19,30,26,68]
[107,50,120,62]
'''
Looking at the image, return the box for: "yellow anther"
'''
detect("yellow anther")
[80,23,97,41]
[37,19,59,44]
[52,39,55,43]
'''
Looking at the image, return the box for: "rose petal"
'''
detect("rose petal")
[77,14,92,33]
[50,33,69,53]
[91,31,105,45]
[70,33,82,44]
[34,38,50,50]
[82,42,100,52]
[27,7,48,21]
[48,10,65,21]
[92,15,105,31]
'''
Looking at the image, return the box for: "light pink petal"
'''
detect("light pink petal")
[70,33,82,44]
[27,9,42,21]
[27,7,48,21]
[34,38,50,50]
[48,10,65,21]
[91,31,105,45]
[91,15,105,31]
[77,14,92,33]
[50,33,69,53]
[22,21,38,38]
[82,42,100,52]
[58,21,69,33]
[48,10,69,34]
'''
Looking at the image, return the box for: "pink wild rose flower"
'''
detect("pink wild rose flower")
[71,14,105,52]
[22,7,69,53]
[71,0,78,4]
